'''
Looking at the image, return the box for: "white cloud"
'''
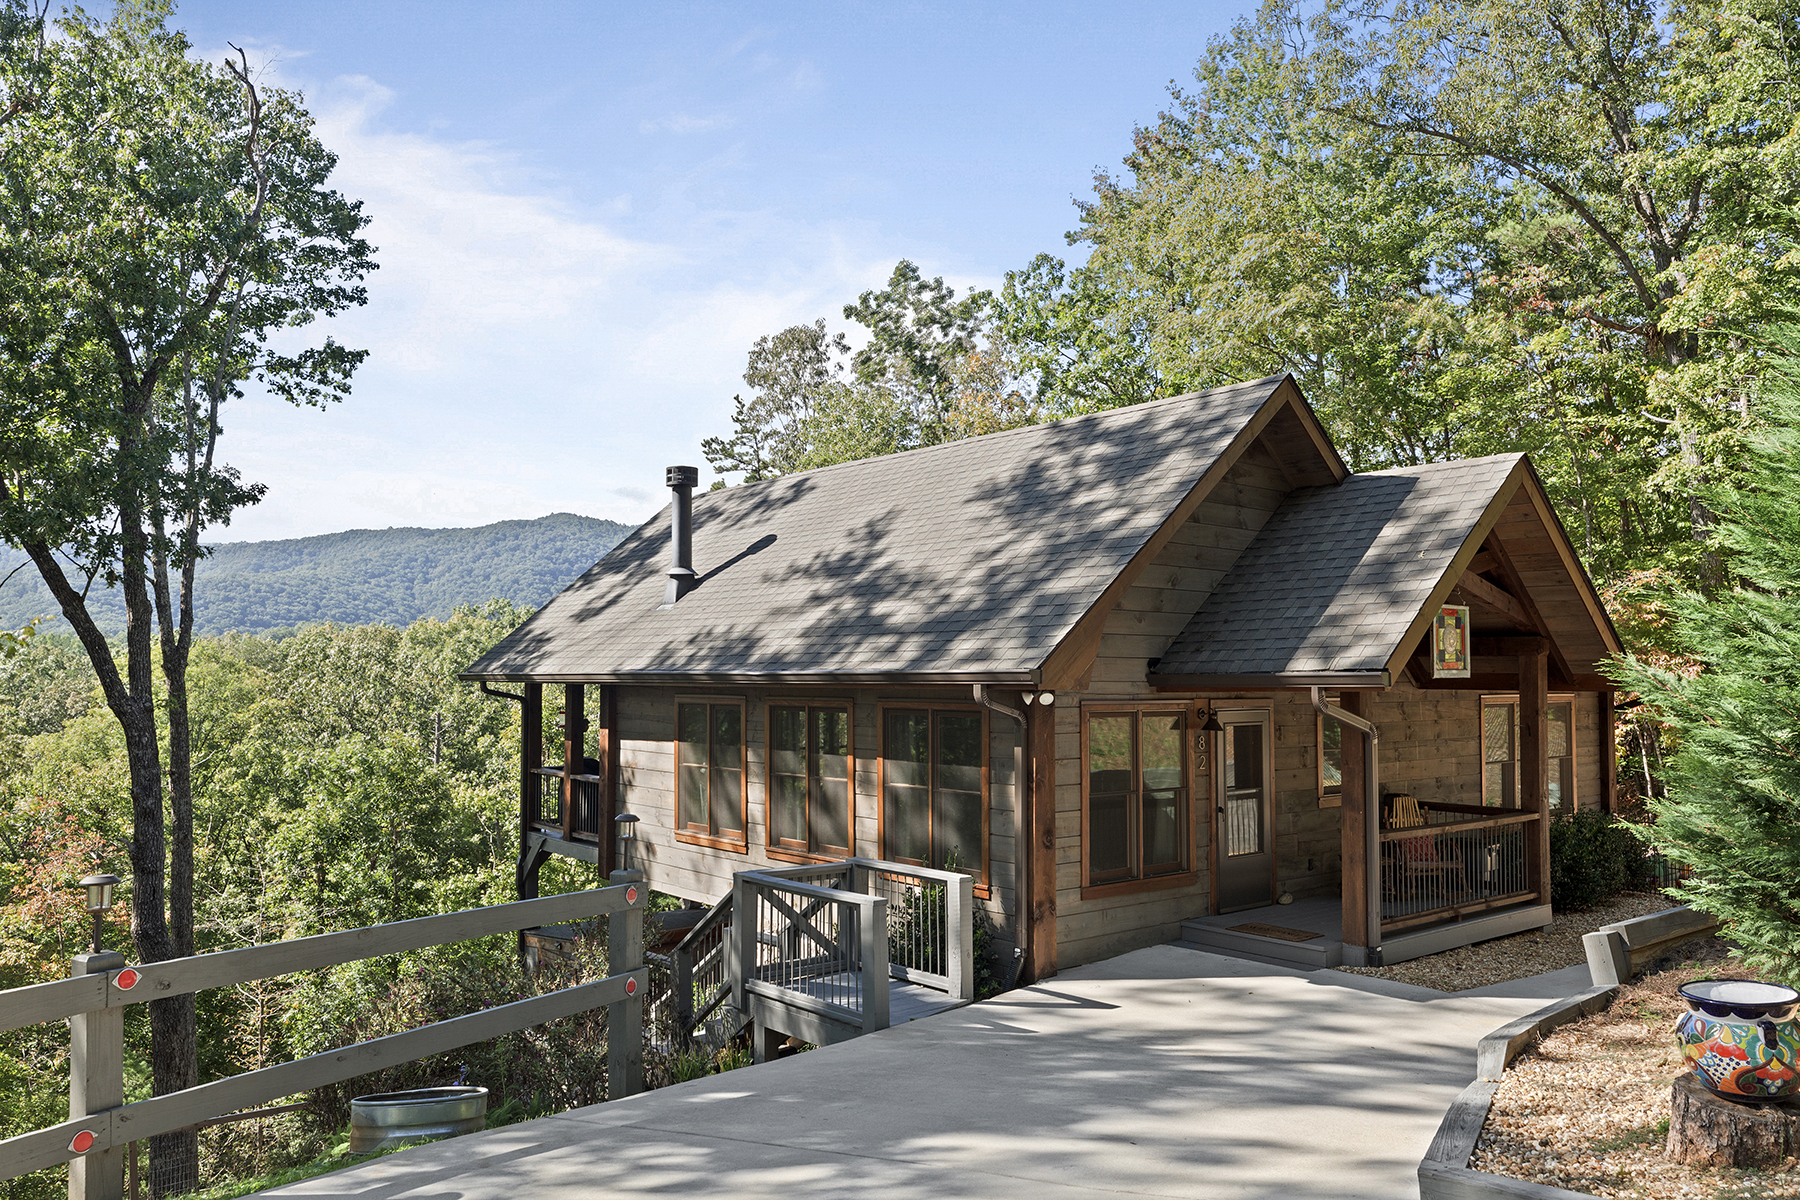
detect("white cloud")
[206,56,1001,543]
[638,113,738,135]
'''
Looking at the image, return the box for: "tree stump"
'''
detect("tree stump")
[1668,1074,1800,1166]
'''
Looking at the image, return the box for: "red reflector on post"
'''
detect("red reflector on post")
[114,968,139,990]
[69,1130,95,1154]
[625,977,638,996]
[625,886,639,904]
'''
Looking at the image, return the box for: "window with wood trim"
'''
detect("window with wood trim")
[880,706,985,884]
[1084,708,1189,887]
[675,699,746,847]
[768,704,853,857]
[1317,709,1343,809]
[1481,694,1575,809]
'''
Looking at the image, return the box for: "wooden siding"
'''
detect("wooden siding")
[614,683,1021,942]
[1052,440,1296,965]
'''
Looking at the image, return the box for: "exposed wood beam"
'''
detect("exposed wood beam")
[1467,551,1498,574]
[1456,570,1534,631]
[1406,656,1614,692]
[1483,535,1578,687]
[1472,637,1548,656]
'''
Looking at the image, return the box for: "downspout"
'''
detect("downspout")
[1311,687,1382,966]
[974,684,1028,988]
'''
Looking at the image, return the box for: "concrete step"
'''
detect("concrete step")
[1179,919,1343,969]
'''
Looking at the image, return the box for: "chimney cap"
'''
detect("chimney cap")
[665,465,699,489]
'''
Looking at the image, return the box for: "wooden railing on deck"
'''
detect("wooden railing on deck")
[1379,801,1542,934]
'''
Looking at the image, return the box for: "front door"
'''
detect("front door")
[1215,709,1273,911]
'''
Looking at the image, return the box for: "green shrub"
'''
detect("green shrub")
[1549,808,1652,911]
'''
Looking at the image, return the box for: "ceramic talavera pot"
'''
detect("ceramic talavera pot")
[1675,978,1800,1101]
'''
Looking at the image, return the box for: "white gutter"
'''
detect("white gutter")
[1311,687,1382,966]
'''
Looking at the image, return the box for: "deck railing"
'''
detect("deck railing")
[648,857,973,1051]
[0,876,646,1197]
[649,894,737,1050]
[1380,804,1541,933]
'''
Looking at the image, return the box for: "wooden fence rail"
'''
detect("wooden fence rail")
[0,874,646,1196]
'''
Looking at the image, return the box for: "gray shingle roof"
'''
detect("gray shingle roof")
[463,376,1289,681]
[1150,454,1524,680]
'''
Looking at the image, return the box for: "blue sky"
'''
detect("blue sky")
[169,1,1251,541]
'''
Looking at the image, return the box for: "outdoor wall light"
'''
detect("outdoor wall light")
[1198,709,1224,734]
[78,873,121,954]
[614,812,639,873]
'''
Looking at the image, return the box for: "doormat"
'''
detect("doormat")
[1229,922,1322,943]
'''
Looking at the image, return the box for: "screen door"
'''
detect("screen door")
[1216,709,1273,911]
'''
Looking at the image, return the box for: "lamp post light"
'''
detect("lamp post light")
[77,874,121,954]
[614,812,639,875]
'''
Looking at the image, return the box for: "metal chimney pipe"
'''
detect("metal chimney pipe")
[662,465,699,606]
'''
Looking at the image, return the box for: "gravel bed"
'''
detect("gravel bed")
[1332,891,1674,992]
[1471,939,1800,1199]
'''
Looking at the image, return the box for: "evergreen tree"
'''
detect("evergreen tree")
[1607,346,1800,981]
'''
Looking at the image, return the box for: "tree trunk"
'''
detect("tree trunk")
[1668,1074,1800,1167]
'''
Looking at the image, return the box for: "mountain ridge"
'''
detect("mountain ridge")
[0,512,634,636]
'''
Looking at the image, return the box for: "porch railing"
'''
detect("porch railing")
[0,877,646,1196]
[1380,803,1541,933]
[648,857,973,1051]
[529,764,604,840]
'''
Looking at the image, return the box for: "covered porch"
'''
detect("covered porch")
[1150,455,1624,968]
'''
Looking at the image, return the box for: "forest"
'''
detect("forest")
[1,0,1798,1195]
[0,605,622,1195]
[0,515,631,638]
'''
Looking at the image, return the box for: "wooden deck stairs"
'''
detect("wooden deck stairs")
[646,858,975,1062]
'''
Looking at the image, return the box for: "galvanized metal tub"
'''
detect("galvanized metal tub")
[348,1086,488,1153]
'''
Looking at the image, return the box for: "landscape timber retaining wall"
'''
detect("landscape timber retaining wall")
[1582,905,1718,987]
[1419,987,1618,1200]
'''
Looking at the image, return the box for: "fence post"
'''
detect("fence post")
[68,950,125,1200]
[732,874,755,1015]
[858,896,889,1033]
[607,871,644,1101]
[948,873,974,1002]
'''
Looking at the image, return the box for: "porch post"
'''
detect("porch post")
[598,685,619,875]
[1519,649,1551,909]
[1338,692,1369,952]
[562,683,585,842]
[519,682,543,903]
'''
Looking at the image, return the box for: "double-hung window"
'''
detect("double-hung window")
[769,704,853,857]
[880,707,986,883]
[1084,708,1189,887]
[676,699,746,848]
[1481,695,1575,809]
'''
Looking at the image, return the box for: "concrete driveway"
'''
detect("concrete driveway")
[261,945,1555,1200]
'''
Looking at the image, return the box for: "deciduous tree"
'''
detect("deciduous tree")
[0,3,372,1186]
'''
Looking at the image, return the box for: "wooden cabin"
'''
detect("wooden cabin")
[461,375,1622,978]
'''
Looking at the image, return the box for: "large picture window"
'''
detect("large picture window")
[1481,695,1575,809]
[769,704,853,857]
[1083,708,1189,888]
[880,707,985,883]
[675,699,746,849]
